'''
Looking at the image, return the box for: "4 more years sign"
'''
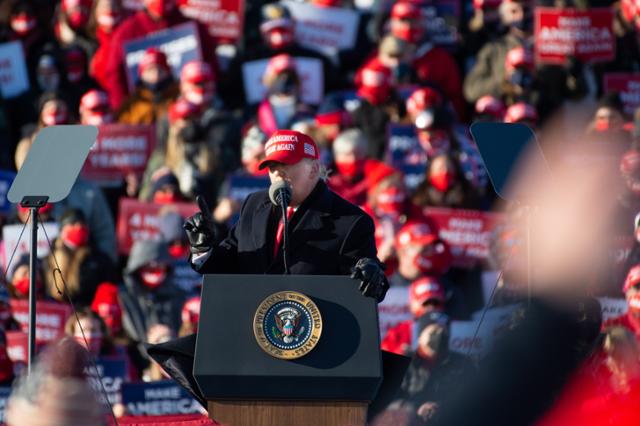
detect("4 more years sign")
[10,300,71,344]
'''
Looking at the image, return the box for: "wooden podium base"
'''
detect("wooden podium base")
[208,400,367,426]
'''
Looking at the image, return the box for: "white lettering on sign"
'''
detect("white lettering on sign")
[100,136,146,151]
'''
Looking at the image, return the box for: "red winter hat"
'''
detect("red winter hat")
[138,47,169,76]
[80,89,109,112]
[504,102,538,123]
[181,60,213,84]
[624,264,640,293]
[396,221,437,248]
[406,87,444,117]
[410,276,446,305]
[365,162,400,193]
[475,95,506,119]
[168,97,199,123]
[391,1,421,20]
[258,130,319,170]
[91,282,123,332]
[181,296,201,326]
[505,46,534,71]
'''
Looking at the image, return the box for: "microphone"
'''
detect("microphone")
[268,180,292,207]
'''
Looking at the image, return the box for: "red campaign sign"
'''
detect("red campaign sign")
[535,8,615,65]
[9,300,71,344]
[423,207,505,267]
[178,0,245,44]
[604,73,640,116]
[116,198,199,255]
[82,124,155,183]
[6,331,28,365]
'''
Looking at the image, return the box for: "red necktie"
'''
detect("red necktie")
[274,207,295,257]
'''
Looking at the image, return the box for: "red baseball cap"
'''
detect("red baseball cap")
[406,87,443,117]
[138,47,169,76]
[391,1,421,20]
[396,222,438,248]
[181,60,213,84]
[80,89,109,112]
[475,95,506,119]
[504,102,538,124]
[410,277,446,305]
[624,264,640,293]
[505,46,534,71]
[258,130,319,170]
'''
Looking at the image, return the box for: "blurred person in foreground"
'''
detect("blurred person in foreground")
[5,337,106,426]
[376,312,473,424]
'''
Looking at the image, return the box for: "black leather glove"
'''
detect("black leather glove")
[351,258,389,303]
[183,195,217,255]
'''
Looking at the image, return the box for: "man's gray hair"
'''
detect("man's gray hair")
[333,129,368,157]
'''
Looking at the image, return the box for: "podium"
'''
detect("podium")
[193,274,383,426]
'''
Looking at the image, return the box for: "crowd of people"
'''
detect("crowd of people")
[0,0,639,424]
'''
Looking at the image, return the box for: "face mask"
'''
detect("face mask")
[376,186,406,216]
[146,0,174,18]
[37,72,60,92]
[13,277,31,297]
[628,293,640,313]
[67,10,89,29]
[96,11,121,32]
[62,225,90,249]
[41,108,68,126]
[153,191,179,204]
[430,170,456,192]
[140,267,167,289]
[594,119,610,132]
[97,303,123,334]
[11,14,36,36]
[335,159,365,179]
[392,24,423,44]
[168,243,189,258]
[266,28,293,49]
[184,88,212,106]
[84,112,113,126]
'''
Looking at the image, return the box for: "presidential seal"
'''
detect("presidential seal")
[253,291,322,359]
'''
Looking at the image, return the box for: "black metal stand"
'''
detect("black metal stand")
[280,199,290,275]
[21,195,48,375]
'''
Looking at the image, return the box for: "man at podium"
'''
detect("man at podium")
[183,129,389,302]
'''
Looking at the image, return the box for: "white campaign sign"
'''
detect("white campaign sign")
[1,222,59,269]
[377,285,411,339]
[598,297,628,322]
[283,1,359,60]
[0,41,29,99]
[242,57,323,105]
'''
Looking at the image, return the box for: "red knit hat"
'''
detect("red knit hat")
[138,47,169,76]
[258,130,319,170]
[90,282,122,332]
[410,276,446,305]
